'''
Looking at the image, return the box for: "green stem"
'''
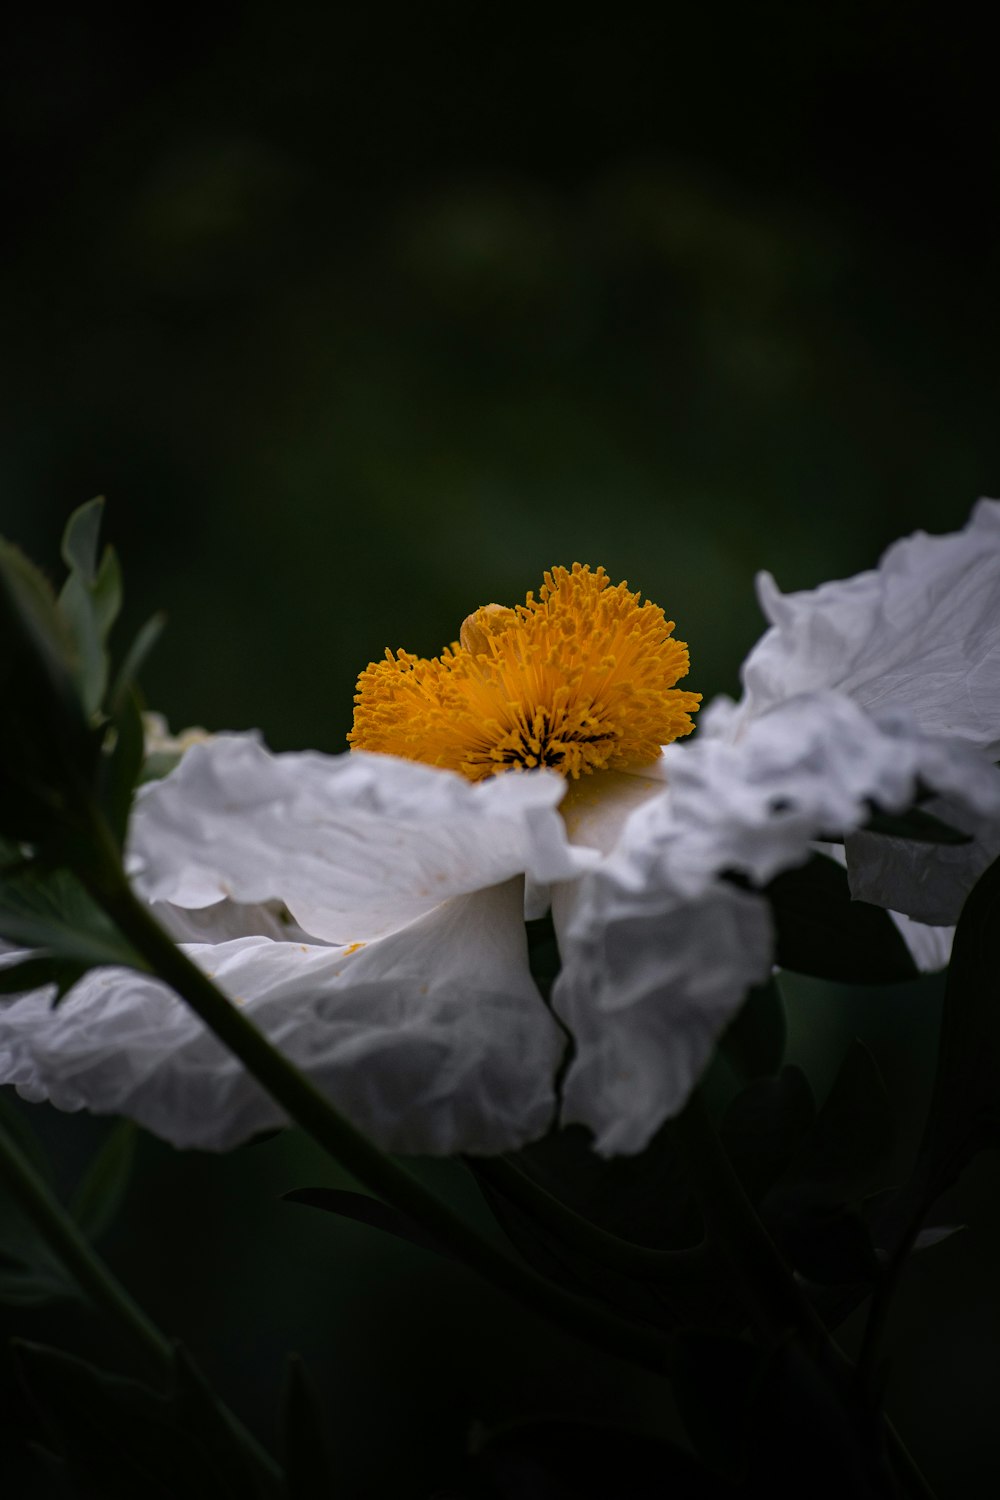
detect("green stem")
[0,1113,283,1487]
[668,1089,825,1349]
[0,1116,171,1370]
[78,821,670,1379]
[473,1154,715,1282]
[670,1090,937,1500]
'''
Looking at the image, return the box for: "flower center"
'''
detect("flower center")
[348,563,701,781]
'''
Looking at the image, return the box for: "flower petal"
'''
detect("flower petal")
[553,689,999,1154]
[739,499,1000,757]
[128,737,596,942]
[554,858,773,1156]
[0,880,561,1155]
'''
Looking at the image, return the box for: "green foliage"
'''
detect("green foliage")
[461,1416,738,1498]
[283,1185,456,1262]
[58,497,123,717]
[765,852,918,985]
[280,1356,337,1500]
[70,1121,137,1245]
[719,976,787,1083]
[0,852,142,983]
[12,1340,281,1500]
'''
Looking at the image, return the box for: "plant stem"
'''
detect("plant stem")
[668,1089,825,1348]
[78,820,671,1378]
[0,1116,171,1369]
[473,1154,715,1282]
[0,1113,284,1487]
[670,1089,938,1500]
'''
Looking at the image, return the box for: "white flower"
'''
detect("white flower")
[0,738,595,1153]
[1,563,698,1156]
[738,497,1000,925]
[554,504,1000,1154]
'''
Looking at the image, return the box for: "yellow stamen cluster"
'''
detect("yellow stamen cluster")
[349,564,700,782]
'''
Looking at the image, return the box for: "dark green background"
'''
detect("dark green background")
[3,6,999,1494]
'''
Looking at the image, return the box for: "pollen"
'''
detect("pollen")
[348,564,701,781]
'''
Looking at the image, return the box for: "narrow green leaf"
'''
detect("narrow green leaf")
[281,1355,336,1500]
[0,1087,54,1182]
[171,1345,280,1500]
[897,853,1000,1211]
[0,1251,77,1308]
[91,544,123,640]
[71,1122,136,1244]
[782,1039,896,1203]
[99,687,146,848]
[111,612,166,712]
[721,1067,816,1206]
[283,1186,457,1262]
[60,498,106,584]
[719,976,786,1082]
[0,863,142,970]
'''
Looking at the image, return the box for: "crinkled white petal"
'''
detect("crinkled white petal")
[738,498,1000,757]
[847,788,1000,926]
[664,692,1000,904]
[553,863,773,1156]
[151,898,319,945]
[887,910,954,973]
[0,880,562,1155]
[128,737,597,943]
[552,688,999,1154]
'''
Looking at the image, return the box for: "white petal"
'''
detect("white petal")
[888,911,954,973]
[0,881,561,1155]
[661,692,1000,903]
[554,861,773,1155]
[551,689,998,1155]
[739,499,1000,757]
[128,738,596,943]
[151,898,319,945]
[847,788,1000,926]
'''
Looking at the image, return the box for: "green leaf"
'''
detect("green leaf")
[111,611,166,713]
[283,1186,457,1262]
[60,497,105,584]
[0,1087,54,1182]
[526,911,561,1002]
[718,976,786,1082]
[0,1250,77,1308]
[765,852,918,984]
[13,1341,280,1500]
[0,861,142,971]
[671,1332,764,1481]
[171,1345,280,1500]
[281,1356,336,1500]
[879,854,1000,1244]
[472,1127,741,1337]
[781,1039,896,1204]
[71,1121,136,1244]
[0,954,90,1003]
[57,499,122,716]
[99,687,146,848]
[0,539,95,840]
[776,1204,882,1287]
[721,1066,816,1206]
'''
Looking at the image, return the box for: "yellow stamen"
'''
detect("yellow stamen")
[349,563,701,781]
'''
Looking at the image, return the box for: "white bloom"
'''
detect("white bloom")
[555,504,1000,1154]
[0,738,595,1154]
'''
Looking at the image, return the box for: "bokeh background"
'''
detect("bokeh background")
[3,6,1000,1495]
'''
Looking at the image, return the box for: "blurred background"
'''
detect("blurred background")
[2,5,1000,1494]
